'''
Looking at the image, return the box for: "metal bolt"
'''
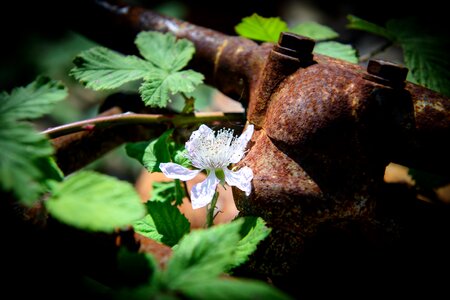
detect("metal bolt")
[274,32,315,61]
[367,59,408,88]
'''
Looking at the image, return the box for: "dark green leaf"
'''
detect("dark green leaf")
[235,13,288,43]
[179,278,293,300]
[116,247,157,287]
[134,201,190,247]
[169,143,191,169]
[139,69,204,108]
[227,217,271,271]
[314,41,358,63]
[289,21,338,41]
[0,121,54,204]
[163,219,243,288]
[346,15,393,40]
[126,130,173,173]
[135,31,195,71]
[45,171,146,232]
[70,47,154,90]
[0,76,67,121]
[387,18,450,96]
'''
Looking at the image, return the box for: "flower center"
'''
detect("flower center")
[187,128,240,169]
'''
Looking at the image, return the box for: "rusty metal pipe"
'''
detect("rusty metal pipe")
[72,0,449,177]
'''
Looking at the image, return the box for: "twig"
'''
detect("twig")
[205,191,220,228]
[42,112,246,139]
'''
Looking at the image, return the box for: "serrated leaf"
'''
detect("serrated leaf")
[163,219,243,288]
[289,21,338,41]
[70,46,154,90]
[314,41,358,63]
[386,18,450,96]
[139,69,204,108]
[126,130,173,173]
[0,121,54,204]
[135,31,195,71]
[227,217,271,271]
[235,13,288,43]
[148,180,185,206]
[45,171,146,232]
[134,201,190,247]
[0,76,67,121]
[179,278,293,300]
[346,15,393,40]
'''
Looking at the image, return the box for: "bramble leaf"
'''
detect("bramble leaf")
[45,171,146,232]
[179,278,292,300]
[0,76,67,120]
[0,77,67,204]
[235,13,288,43]
[163,220,243,288]
[135,31,195,71]
[289,21,338,41]
[70,47,154,90]
[346,15,393,39]
[133,201,190,247]
[314,41,358,63]
[387,18,450,96]
[227,216,271,271]
[139,69,204,108]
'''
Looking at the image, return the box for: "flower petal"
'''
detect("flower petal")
[185,124,213,153]
[224,166,253,196]
[160,163,201,181]
[230,124,254,163]
[191,172,220,209]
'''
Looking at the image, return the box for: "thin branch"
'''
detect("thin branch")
[42,112,246,139]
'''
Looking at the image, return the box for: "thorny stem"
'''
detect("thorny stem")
[205,191,220,228]
[359,41,393,63]
[42,112,245,139]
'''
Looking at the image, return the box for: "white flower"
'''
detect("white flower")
[160,124,254,209]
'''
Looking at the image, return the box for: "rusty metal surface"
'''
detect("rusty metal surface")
[61,1,450,294]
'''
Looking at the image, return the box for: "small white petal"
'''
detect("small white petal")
[191,172,220,209]
[185,124,213,153]
[224,166,253,196]
[230,124,254,163]
[160,163,201,181]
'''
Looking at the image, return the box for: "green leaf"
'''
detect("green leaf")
[135,31,195,71]
[134,201,190,247]
[227,217,271,271]
[0,77,67,205]
[179,278,293,300]
[346,15,393,40]
[289,21,338,41]
[235,13,288,43]
[148,181,185,206]
[169,142,191,169]
[314,41,358,63]
[163,219,243,288]
[0,121,54,204]
[116,247,157,287]
[386,18,450,96]
[0,76,67,121]
[70,46,154,90]
[139,69,204,108]
[45,171,146,232]
[126,130,173,173]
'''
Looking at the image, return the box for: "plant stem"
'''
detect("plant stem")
[42,112,245,139]
[205,191,219,228]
